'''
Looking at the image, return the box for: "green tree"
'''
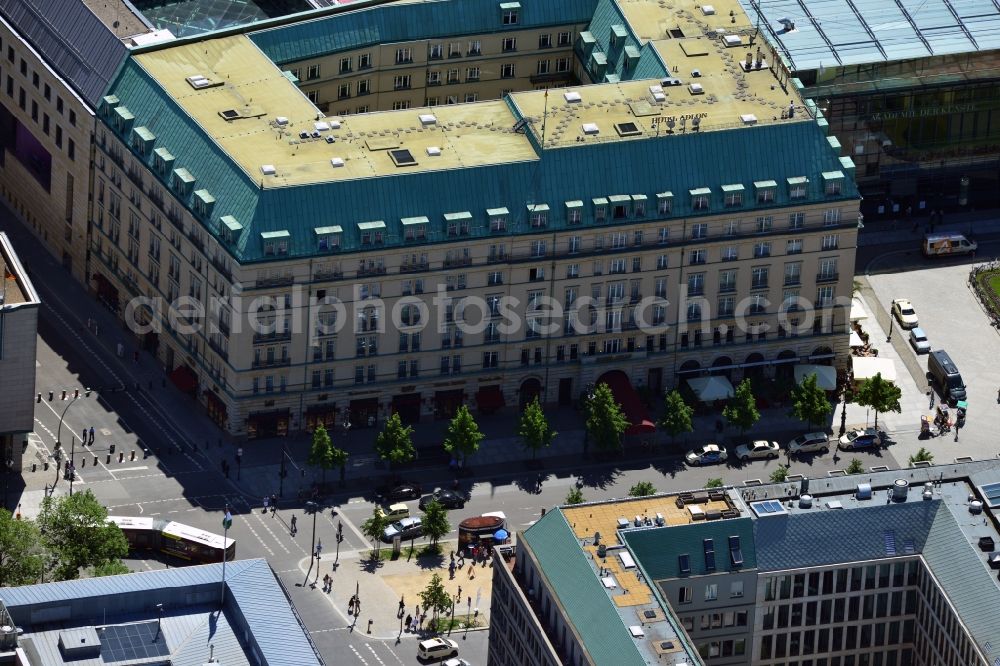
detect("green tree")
[330,443,349,483]
[770,464,790,483]
[659,390,694,446]
[421,499,450,548]
[628,481,656,497]
[0,509,44,586]
[442,405,485,465]
[909,447,934,465]
[585,383,629,453]
[419,573,453,629]
[846,458,865,475]
[374,412,416,467]
[92,560,131,577]
[38,490,128,581]
[723,378,761,436]
[705,478,724,489]
[360,507,388,559]
[518,397,557,460]
[565,487,585,505]
[790,372,833,428]
[854,373,902,431]
[307,424,335,484]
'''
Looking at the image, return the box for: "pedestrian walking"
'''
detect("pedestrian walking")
[404,614,412,631]
[270,494,277,514]
[419,613,425,629]
[262,496,269,513]
[82,427,87,444]
[290,515,298,535]
[409,617,418,633]
[398,596,405,617]
[89,427,95,444]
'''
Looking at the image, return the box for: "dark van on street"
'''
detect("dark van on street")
[928,350,966,406]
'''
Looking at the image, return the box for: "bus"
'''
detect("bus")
[109,515,235,563]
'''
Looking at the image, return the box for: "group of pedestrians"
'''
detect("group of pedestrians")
[262,494,277,514]
[79,427,95,445]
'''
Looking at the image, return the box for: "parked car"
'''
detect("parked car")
[375,481,422,502]
[787,432,830,455]
[909,327,930,354]
[891,298,919,329]
[927,349,967,406]
[419,488,468,510]
[734,440,780,461]
[685,444,728,466]
[418,638,459,660]
[382,516,423,542]
[838,428,882,450]
[443,658,472,666]
[374,502,410,522]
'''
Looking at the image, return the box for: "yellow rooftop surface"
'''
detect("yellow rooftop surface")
[562,494,735,541]
[135,35,539,187]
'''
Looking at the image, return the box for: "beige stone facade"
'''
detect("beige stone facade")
[0,17,93,284]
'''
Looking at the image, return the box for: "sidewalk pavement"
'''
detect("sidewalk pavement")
[298,546,491,641]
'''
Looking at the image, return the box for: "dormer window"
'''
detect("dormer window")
[220,216,243,245]
[358,220,386,246]
[823,170,844,196]
[722,184,744,208]
[593,197,608,223]
[566,200,583,224]
[314,225,342,251]
[487,207,508,232]
[130,126,155,156]
[261,230,290,256]
[402,216,429,241]
[171,168,195,197]
[528,204,549,228]
[609,195,631,219]
[444,212,472,236]
[192,189,215,219]
[500,1,519,24]
[690,187,711,211]
[112,105,134,135]
[754,180,777,204]
[153,147,174,177]
[632,194,647,217]
[657,192,673,215]
[787,177,809,200]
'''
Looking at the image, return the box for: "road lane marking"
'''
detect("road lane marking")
[251,511,291,555]
[112,466,149,473]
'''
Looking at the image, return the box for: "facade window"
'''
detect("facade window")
[558,31,572,46]
[539,33,552,48]
[756,216,773,233]
[705,584,718,601]
[447,69,459,83]
[757,187,775,203]
[307,90,319,103]
[392,100,411,110]
[393,75,412,90]
[784,262,801,285]
[338,83,350,99]
[395,48,412,64]
[693,194,709,210]
[817,285,834,307]
[339,57,352,73]
[692,223,707,239]
[822,234,839,250]
[819,257,838,280]
[537,60,550,75]
[357,79,371,95]
[466,66,480,81]
[502,37,517,52]
[501,63,515,78]
[689,249,706,265]
[468,40,482,55]
[789,211,805,229]
[687,273,704,295]
[722,245,738,261]
[482,351,499,368]
[824,208,842,225]
[789,180,808,199]
[724,191,743,207]
[449,42,461,57]
[556,57,571,73]
[753,242,771,258]
[306,64,320,80]
[359,53,372,68]
[502,8,519,24]
[826,179,842,195]
[464,93,478,103]
[719,269,736,293]
[787,238,803,254]
[429,44,443,59]
[658,227,668,244]
[751,266,768,289]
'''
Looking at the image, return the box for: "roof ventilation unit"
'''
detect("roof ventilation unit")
[701,4,716,15]
[723,35,741,47]
[891,479,909,502]
[740,113,757,125]
[798,494,812,509]
[688,83,704,95]
[275,116,289,126]
[856,483,872,501]
[418,113,437,126]
[564,91,582,103]
[314,121,331,132]
[260,164,276,176]
[330,158,345,168]
[185,74,212,89]
[970,500,984,514]
[426,146,442,156]
[923,482,934,500]
[582,123,599,135]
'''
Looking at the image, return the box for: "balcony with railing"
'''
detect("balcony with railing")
[357,263,387,277]
[255,274,295,288]
[252,356,290,368]
[253,329,292,344]
[400,260,430,273]
[784,275,801,286]
[313,267,344,281]
[816,272,839,283]
[443,256,473,268]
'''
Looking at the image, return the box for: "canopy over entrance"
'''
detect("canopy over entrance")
[794,364,837,391]
[597,371,655,434]
[686,376,735,402]
[852,357,897,383]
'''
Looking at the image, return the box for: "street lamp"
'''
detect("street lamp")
[302,501,319,587]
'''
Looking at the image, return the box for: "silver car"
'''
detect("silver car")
[382,516,423,542]
[909,327,930,354]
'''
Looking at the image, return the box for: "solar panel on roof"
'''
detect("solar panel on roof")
[100,623,171,662]
[751,500,787,516]
[981,482,1000,507]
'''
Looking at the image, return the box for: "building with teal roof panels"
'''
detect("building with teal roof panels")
[490,459,1000,666]
[86,0,859,438]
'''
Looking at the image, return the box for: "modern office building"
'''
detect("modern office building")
[739,0,1000,214]
[0,232,39,493]
[74,0,860,438]
[0,557,324,665]
[491,459,1000,666]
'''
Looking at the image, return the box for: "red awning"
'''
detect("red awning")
[476,386,506,411]
[169,365,198,394]
[597,371,656,435]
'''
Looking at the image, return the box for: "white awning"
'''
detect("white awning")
[686,376,735,402]
[850,297,868,322]
[852,357,896,383]
[849,330,864,347]
[794,364,837,391]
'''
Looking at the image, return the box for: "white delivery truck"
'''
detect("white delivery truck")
[922,233,977,257]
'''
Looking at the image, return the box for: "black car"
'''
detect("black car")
[419,489,467,510]
[376,481,422,501]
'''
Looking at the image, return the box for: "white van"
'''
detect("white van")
[923,233,977,257]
